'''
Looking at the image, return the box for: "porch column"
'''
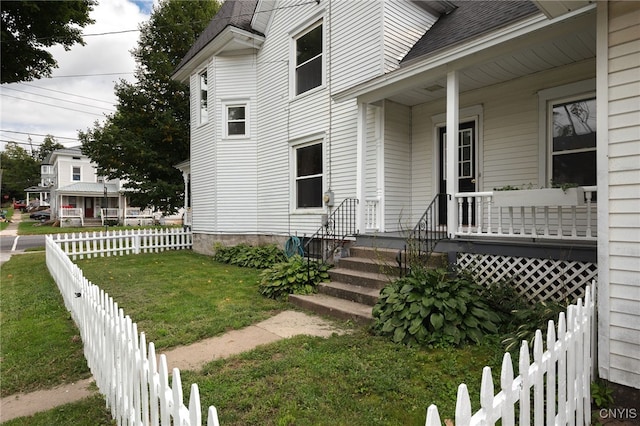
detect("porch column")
[446,70,459,237]
[355,101,367,234]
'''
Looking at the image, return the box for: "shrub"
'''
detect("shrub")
[372,268,501,347]
[259,255,330,300]
[213,243,286,269]
[501,299,567,352]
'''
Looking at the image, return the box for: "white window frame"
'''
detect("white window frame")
[538,79,596,187]
[223,101,248,138]
[290,134,325,213]
[198,69,208,126]
[290,18,325,98]
[72,166,81,181]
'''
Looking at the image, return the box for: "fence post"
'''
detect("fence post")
[133,233,140,255]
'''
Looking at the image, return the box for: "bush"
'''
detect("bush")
[501,299,567,352]
[372,268,501,347]
[213,243,286,269]
[259,255,330,300]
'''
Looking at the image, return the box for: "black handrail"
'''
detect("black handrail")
[399,193,449,275]
[304,198,359,282]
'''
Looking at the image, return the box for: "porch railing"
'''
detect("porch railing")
[364,198,380,231]
[454,186,597,241]
[60,207,84,226]
[304,198,358,281]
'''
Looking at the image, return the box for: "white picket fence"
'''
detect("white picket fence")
[46,234,220,426]
[425,284,595,426]
[52,228,192,260]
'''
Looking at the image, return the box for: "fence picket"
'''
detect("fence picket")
[519,341,531,426]
[500,353,515,426]
[425,404,443,426]
[546,320,557,424]
[533,331,544,426]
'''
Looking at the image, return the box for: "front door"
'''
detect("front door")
[84,198,94,218]
[439,121,476,225]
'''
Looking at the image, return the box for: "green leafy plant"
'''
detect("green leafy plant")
[259,255,330,300]
[501,299,567,352]
[372,268,501,347]
[214,243,286,269]
[591,379,614,409]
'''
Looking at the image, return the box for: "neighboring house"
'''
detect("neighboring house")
[43,147,133,226]
[173,0,639,391]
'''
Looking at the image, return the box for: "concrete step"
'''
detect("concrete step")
[349,246,401,263]
[337,255,401,276]
[328,267,393,290]
[289,293,373,325]
[318,281,381,306]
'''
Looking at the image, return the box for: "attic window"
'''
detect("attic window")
[295,22,323,95]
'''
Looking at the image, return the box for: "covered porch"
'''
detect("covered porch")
[336,2,599,251]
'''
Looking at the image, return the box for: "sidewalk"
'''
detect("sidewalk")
[0,311,347,422]
[0,212,21,266]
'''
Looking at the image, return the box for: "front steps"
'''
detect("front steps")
[289,246,403,325]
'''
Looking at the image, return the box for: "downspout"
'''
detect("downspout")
[445,70,459,238]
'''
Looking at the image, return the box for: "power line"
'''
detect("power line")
[45,72,135,79]
[19,82,115,105]
[0,130,80,141]
[0,94,106,117]
[2,87,116,112]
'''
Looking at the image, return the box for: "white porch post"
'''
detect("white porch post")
[446,70,459,237]
[356,101,367,234]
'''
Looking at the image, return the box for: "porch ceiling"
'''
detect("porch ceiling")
[361,7,596,107]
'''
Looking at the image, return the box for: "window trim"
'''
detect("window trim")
[290,18,325,99]
[223,101,249,139]
[198,68,208,126]
[290,134,325,213]
[72,166,81,182]
[537,79,595,186]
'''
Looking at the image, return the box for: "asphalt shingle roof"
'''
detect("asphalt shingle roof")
[175,0,260,73]
[402,1,540,64]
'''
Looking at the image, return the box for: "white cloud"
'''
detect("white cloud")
[0,0,151,151]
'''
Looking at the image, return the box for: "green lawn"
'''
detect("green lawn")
[17,217,181,235]
[2,250,505,425]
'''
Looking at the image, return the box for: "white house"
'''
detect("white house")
[43,147,132,226]
[173,1,639,391]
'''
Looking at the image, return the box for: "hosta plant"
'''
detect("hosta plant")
[372,268,501,347]
[259,255,330,300]
[213,243,286,269]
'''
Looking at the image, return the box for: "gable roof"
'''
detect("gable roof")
[402,0,540,64]
[174,0,260,73]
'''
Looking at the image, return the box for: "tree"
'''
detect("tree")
[35,135,65,163]
[80,0,219,213]
[1,1,95,83]
[0,143,39,201]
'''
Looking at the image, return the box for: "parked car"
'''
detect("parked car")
[13,200,27,211]
[30,209,50,221]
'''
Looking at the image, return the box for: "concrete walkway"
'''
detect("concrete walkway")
[0,311,347,422]
[0,212,20,266]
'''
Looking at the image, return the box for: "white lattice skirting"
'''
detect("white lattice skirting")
[457,253,597,302]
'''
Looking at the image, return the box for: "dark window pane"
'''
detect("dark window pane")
[297,144,322,177]
[296,56,322,95]
[297,176,322,208]
[553,132,596,152]
[228,122,245,135]
[228,106,245,120]
[296,25,322,65]
[552,151,596,186]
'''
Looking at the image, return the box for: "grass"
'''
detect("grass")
[2,395,114,426]
[17,217,181,236]
[2,250,506,424]
[75,251,288,350]
[1,206,15,231]
[0,253,91,397]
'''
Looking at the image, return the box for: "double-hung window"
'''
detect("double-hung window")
[294,142,323,208]
[72,166,81,181]
[226,104,246,137]
[549,96,596,186]
[199,70,208,125]
[294,22,323,95]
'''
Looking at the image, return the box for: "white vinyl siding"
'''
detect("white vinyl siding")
[384,100,411,231]
[605,0,640,389]
[382,1,438,72]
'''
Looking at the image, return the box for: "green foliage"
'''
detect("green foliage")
[501,299,567,352]
[1,0,95,83]
[478,279,530,333]
[213,243,286,269]
[80,0,220,213]
[259,255,330,300]
[372,268,501,347]
[591,379,614,409]
[0,143,40,201]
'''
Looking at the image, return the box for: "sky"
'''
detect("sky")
[0,0,157,153]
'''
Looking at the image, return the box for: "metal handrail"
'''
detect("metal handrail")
[399,193,449,275]
[304,198,359,282]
